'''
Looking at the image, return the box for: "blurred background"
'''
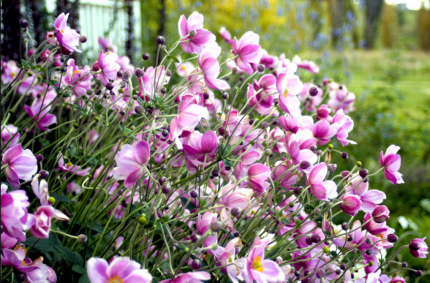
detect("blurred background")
[2,0,430,279]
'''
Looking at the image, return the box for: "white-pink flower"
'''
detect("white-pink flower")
[87,257,152,283]
[231,31,262,75]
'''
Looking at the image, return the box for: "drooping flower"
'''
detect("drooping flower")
[371,205,390,223]
[112,140,151,188]
[363,212,389,236]
[176,61,194,77]
[24,99,57,131]
[409,238,428,258]
[57,155,91,176]
[30,205,57,238]
[379,145,404,185]
[231,31,262,75]
[159,272,211,283]
[219,27,233,44]
[183,130,218,167]
[2,144,37,188]
[54,13,81,54]
[306,163,338,200]
[339,193,362,216]
[197,45,230,90]
[62,59,92,96]
[178,12,215,54]
[87,257,152,283]
[332,109,356,147]
[1,124,20,150]
[328,85,355,113]
[276,65,303,118]
[96,50,120,86]
[1,244,43,273]
[292,55,320,74]
[247,164,271,196]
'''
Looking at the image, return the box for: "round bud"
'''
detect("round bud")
[289,202,295,208]
[305,236,313,245]
[402,262,407,267]
[162,129,169,137]
[73,123,79,129]
[212,177,220,184]
[347,235,353,242]
[231,207,241,217]
[309,87,319,97]
[156,36,165,44]
[35,154,44,162]
[106,82,114,90]
[17,273,26,281]
[409,241,421,251]
[341,222,349,231]
[191,234,200,243]
[48,197,56,205]
[79,36,87,43]
[293,186,303,195]
[309,145,317,152]
[316,150,323,156]
[218,127,225,136]
[211,169,219,177]
[222,92,229,100]
[322,246,330,253]
[122,70,131,80]
[264,149,272,156]
[189,29,197,37]
[316,269,326,279]
[366,238,373,245]
[359,169,368,178]
[257,64,265,73]
[368,261,374,266]
[387,234,398,243]
[142,53,150,60]
[233,231,240,237]
[324,240,332,246]
[231,67,238,75]
[261,121,269,129]
[300,161,311,170]
[340,263,346,270]
[366,249,373,255]
[39,170,49,179]
[135,106,144,114]
[135,68,144,78]
[210,221,222,233]
[203,92,210,99]
[416,270,423,277]
[341,152,348,159]
[77,234,87,243]
[335,269,342,275]
[137,215,147,225]
[20,20,29,28]
[160,87,167,94]
[328,144,334,149]
[191,259,201,270]
[356,161,362,167]
[162,184,171,195]
[210,243,218,250]
[190,190,198,198]
[184,247,190,253]
[311,234,321,243]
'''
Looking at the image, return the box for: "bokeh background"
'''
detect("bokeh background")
[2,0,430,279]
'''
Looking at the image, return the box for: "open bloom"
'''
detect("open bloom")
[96,50,120,86]
[57,155,91,176]
[247,164,271,195]
[231,31,262,75]
[87,257,152,283]
[62,59,92,96]
[54,13,81,54]
[328,85,355,113]
[30,205,57,238]
[176,61,194,77]
[112,140,151,188]
[409,238,428,258]
[306,163,338,200]
[292,55,320,74]
[183,131,218,167]
[247,74,278,115]
[24,99,57,131]
[178,12,214,54]
[332,109,356,147]
[2,144,37,188]
[1,244,44,273]
[276,65,303,118]
[379,145,404,185]
[197,45,230,90]
[1,124,20,150]
[339,193,362,216]
[159,272,210,283]
[219,27,233,44]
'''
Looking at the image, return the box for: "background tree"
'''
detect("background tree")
[417,3,430,51]
[363,0,384,49]
[381,3,399,48]
[125,0,135,63]
[1,0,23,60]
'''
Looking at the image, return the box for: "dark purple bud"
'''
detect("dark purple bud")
[336,269,342,275]
[158,177,167,184]
[36,154,44,162]
[249,119,254,125]
[409,241,421,251]
[225,166,231,171]
[272,120,278,125]
[166,70,172,77]
[157,211,163,218]
[341,152,348,159]
[309,87,319,97]
[191,234,200,243]
[212,170,219,177]
[416,270,423,277]
[257,64,265,73]
[221,267,228,274]
[340,263,346,270]
[106,82,114,90]
[402,262,407,267]
[116,71,123,78]
[261,121,269,129]
[316,269,326,279]
[310,145,317,152]
[135,68,144,78]
[203,92,210,99]
[232,67,238,75]
[293,186,303,195]
[316,150,323,156]
[311,234,321,243]
[347,235,353,242]
[323,78,329,85]
[20,20,29,28]
[190,190,198,198]
[341,222,349,231]
[162,185,171,195]
[156,36,165,44]
[239,76,244,81]
[387,234,398,243]
[222,92,229,100]
[233,231,239,237]
[218,127,225,136]
[39,170,49,179]
[359,169,368,178]
[79,36,87,43]
[372,205,390,223]
[191,259,202,270]
[135,106,144,114]
[366,249,372,255]
[162,129,169,137]
[305,236,313,245]
[210,221,222,232]
[300,161,311,170]
[339,85,343,90]
[341,171,350,178]
[92,62,100,72]
[231,207,241,217]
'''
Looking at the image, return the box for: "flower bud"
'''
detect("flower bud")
[191,259,201,270]
[189,29,197,37]
[162,184,171,195]
[322,246,330,253]
[160,87,167,94]
[162,129,169,137]
[264,149,272,156]
[218,127,226,136]
[142,53,150,60]
[305,236,312,245]
[359,169,368,178]
[92,62,100,72]
[137,215,147,225]
[190,234,200,243]
[328,144,334,149]
[123,70,132,80]
[340,263,346,270]
[257,64,265,73]
[341,152,348,159]
[261,121,269,129]
[135,68,144,78]
[311,234,321,243]
[77,234,87,243]
[372,205,390,223]
[210,221,222,233]
[231,207,241,217]
[316,269,325,279]
[232,67,238,75]
[309,87,319,97]
[335,269,342,275]
[190,190,198,198]
[341,222,349,231]
[106,82,114,90]
[20,20,29,28]
[135,106,144,114]
[300,160,311,170]
[210,243,218,250]
[156,36,165,44]
[79,36,87,43]
[316,150,323,156]
[409,241,421,251]
[212,177,220,184]
[366,238,373,245]
[36,154,44,162]
[222,92,229,100]
[416,270,423,277]
[293,186,303,195]
[368,261,374,266]
[310,145,317,152]
[402,262,407,267]
[316,104,330,120]
[39,170,49,179]
[387,234,398,243]
[366,249,372,255]
[48,197,56,205]
[356,161,362,167]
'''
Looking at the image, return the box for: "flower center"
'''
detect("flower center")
[181,65,187,71]
[66,162,72,167]
[72,70,80,76]
[60,30,64,33]
[108,276,124,283]
[283,89,288,98]
[252,256,264,272]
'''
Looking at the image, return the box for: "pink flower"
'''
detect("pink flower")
[371,205,390,223]
[87,257,152,283]
[271,163,299,190]
[116,56,135,73]
[260,49,278,69]
[197,45,230,90]
[98,36,113,51]
[1,244,43,273]
[339,193,362,216]
[409,238,428,258]
[363,212,388,235]
[26,263,57,283]
[247,164,271,195]
[30,205,56,238]
[306,163,338,200]
[316,104,331,121]
[62,59,92,96]
[54,13,81,54]
[276,66,303,118]
[1,60,19,84]
[219,27,233,44]
[178,12,215,54]
[112,140,151,188]
[2,144,37,188]
[328,85,355,113]
[176,61,194,77]
[45,31,57,45]
[24,99,57,131]
[247,74,278,115]
[1,124,20,150]
[183,131,218,167]
[1,183,31,241]
[379,145,404,185]
[244,234,285,283]
[332,109,356,146]
[292,55,320,74]
[231,31,262,75]
[96,50,119,86]
[345,175,386,212]
[285,131,317,171]
[159,272,210,283]
[57,156,91,176]
[312,119,339,146]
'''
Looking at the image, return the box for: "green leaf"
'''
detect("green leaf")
[23,234,62,262]
[180,197,196,211]
[55,245,83,266]
[72,265,86,275]
[79,274,91,283]
[282,218,290,225]
[167,55,180,63]
[49,192,71,204]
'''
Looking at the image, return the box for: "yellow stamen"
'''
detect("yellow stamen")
[180,65,187,71]
[283,89,288,98]
[108,276,124,283]
[252,256,264,272]
[72,70,80,76]
[60,30,64,33]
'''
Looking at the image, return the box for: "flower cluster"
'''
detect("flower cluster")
[0,11,427,283]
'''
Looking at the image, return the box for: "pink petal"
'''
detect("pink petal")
[87,258,109,283]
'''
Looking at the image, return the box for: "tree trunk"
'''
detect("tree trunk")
[155,0,166,66]
[125,0,134,63]
[363,0,384,49]
[1,0,23,61]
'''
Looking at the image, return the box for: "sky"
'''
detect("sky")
[386,0,429,10]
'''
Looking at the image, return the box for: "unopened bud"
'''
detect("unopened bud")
[137,215,147,225]
[257,64,265,73]
[48,197,56,205]
[39,170,49,178]
[77,234,87,243]
[231,207,241,217]
[189,29,197,37]
[300,160,311,170]
[210,221,222,233]
[309,87,319,97]
[135,68,144,78]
